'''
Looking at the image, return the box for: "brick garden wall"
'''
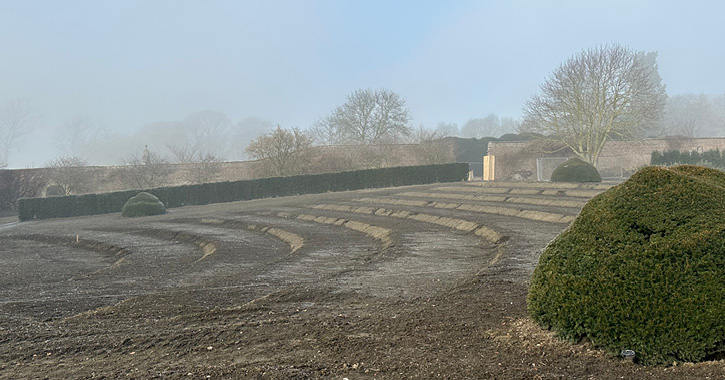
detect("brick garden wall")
[487,137,725,181]
[2,143,446,202]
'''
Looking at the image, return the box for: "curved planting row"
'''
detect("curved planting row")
[306,203,503,243]
[352,197,576,224]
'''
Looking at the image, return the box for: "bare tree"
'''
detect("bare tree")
[521,44,667,166]
[317,88,412,144]
[246,126,312,177]
[45,156,91,195]
[132,111,232,163]
[413,125,455,165]
[461,115,519,138]
[122,147,174,188]
[660,94,715,137]
[185,153,223,184]
[434,122,459,137]
[167,143,223,184]
[235,117,274,159]
[55,114,105,157]
[309,117,347,145]
[166,143,201,163]
[0,99,41,167]
[0,169,45,211]
[183,110,233,158]
[462,114,501,138]
[500,117,520,135]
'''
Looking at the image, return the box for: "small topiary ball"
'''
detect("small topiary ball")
[528,165,725,365]
[121,192,166,217]
[550,158,601,182]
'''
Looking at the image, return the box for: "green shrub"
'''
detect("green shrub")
[527,165,725,365]
[550,158,601,182]
[651,149,725,169]
[121,192,166,217]
[45,185,66,197]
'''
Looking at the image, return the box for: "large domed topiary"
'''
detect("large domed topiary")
[550,158,601,182]
[121,192,166,217]
[528,165,725,365]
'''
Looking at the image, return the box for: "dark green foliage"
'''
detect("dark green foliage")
[498,133,535,141]
[550,158,602,182]
[121,192,166,217]
[17,163,469,221]
[45,185,66,197]
[451,137,497,163]
[528,165,725,365]
[651,149,725,169]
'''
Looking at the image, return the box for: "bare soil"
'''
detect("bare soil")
[0,182,723,379]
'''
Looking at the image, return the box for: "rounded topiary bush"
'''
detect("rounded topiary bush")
[45,185,66,197]
[550,158,601,182]
[121,192,166,217]
[528,165,725,365]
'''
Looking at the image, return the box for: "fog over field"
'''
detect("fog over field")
[1,0,724,168]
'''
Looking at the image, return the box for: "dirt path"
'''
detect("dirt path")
[0,181,723,379]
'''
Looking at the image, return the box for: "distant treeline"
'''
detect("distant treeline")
[651,149,725,169]
[18,163,469,221]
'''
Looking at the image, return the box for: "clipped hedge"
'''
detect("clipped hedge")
[121,192,166,217]
[651,149,725,169]
[527,165,725,365]
[18,163,469,221]
[550,158,601,182]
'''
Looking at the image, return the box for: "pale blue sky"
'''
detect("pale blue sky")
[1,0,724,167]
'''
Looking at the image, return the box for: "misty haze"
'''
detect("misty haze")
[1,1,724,379]
[1,1,724,169]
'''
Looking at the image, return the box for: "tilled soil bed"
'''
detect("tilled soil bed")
[0,181,723,379]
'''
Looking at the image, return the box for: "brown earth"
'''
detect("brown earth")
[0,181,723,379]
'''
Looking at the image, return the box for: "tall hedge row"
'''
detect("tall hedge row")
[18,163,469,221]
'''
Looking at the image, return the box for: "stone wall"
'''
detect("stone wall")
[487,137,725,181]
[2,143,444,202]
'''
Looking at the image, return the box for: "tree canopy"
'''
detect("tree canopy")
[520,44,667,166]
[311,88,412,145]
[246,126,312,176]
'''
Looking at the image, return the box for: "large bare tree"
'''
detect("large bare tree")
[309,116,347,146]
[313,88,412,144]
[55,114,105,157]
[0,99,41,167]
[521,45,667,166]
[183,110,233,158]
[246,126,312,177]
